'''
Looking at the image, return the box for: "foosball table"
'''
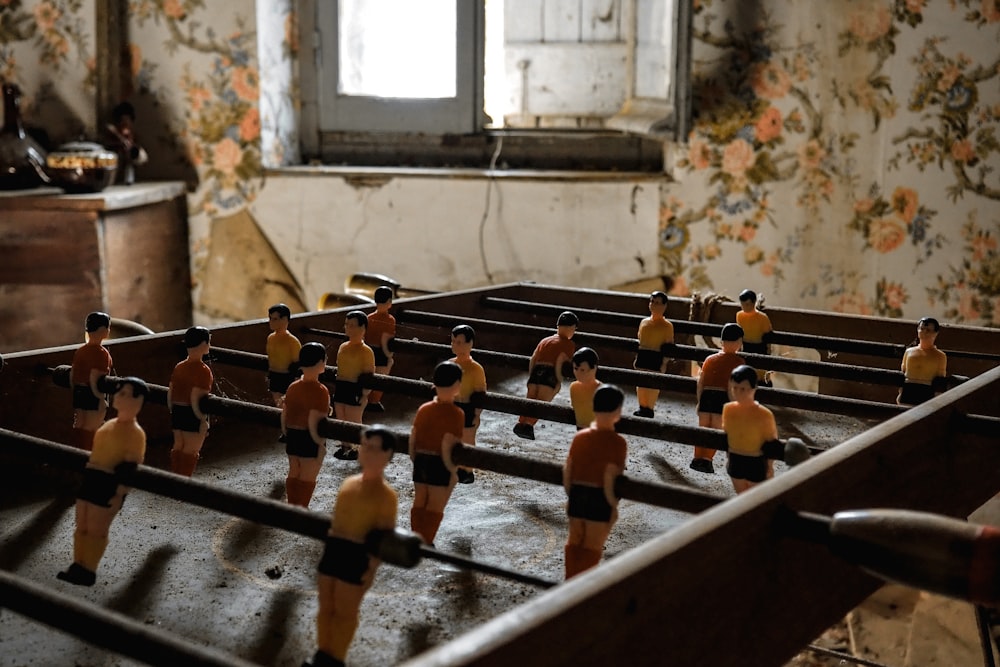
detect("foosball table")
[1,282,998,667]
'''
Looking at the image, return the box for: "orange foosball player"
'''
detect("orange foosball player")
[168,327,213,477]
[513,311,578,440]
[409,361,465,545]
[691,323,746,474]
[563,384,627,579]
[70,311,113,451]
[282,342,331,508]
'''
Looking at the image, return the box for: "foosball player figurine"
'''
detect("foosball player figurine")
[563,384,627,579]
[306,425,398,667]
[450,325,487,484]
[105,101,148,185]
[364,286,396,413]
[282,342,331,508]
[71,312,114,451]
[332,311,376,460]
[409,361,465,545]
[513,310,578,440]
[57,377,148,586]
[569,347,601,430]
[633,291,674,418]
[168,326,213,477]
[722,365,778,494]
[736,289,773,386]
[267,303,302,409]
[898,317,948,406]
[691,323,746,474]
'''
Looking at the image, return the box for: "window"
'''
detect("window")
[299,0,692,170]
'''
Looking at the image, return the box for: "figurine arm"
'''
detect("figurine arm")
[765,412,779,443]
[307,408,326,446]
[361,353,376,400]
[88,368,104,399]
[190,387,209,422]
[441,432,461,472]
[603,462,623,509]
[380,332,394,364]
[562,456,573,496]
[555,352,570,382]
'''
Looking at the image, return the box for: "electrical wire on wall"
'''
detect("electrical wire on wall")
[478,135,503,284]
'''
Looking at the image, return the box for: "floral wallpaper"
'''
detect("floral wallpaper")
[666,0,1000,326]
[1,0,998,327]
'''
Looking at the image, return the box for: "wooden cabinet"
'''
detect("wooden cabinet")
[0,182,192,352]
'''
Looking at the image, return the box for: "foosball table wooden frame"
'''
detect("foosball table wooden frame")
[1,282,998,667]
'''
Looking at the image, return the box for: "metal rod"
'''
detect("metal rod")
[395,308,956,388]
[300,329,910,422]
[450,442,724,514]
[0,429,561,590]
[481,296,1000,362]
[418,544,558,589]
[43,372,730,513]
[0,570,262,667]
[804,642,895,667]
[203,350,821,457]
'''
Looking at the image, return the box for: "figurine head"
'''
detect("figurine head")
[572,347,599,382]
[593,384,624,414]
[591,384,624,428]
[451,324,476,356]
[738,289,757,312]
[720,323,744,353]
[111,376,148,421]
[84,312,111,342]
[649,291,668,316]
[729,364,759,403]
[917,316,940,333]
[85,311,111,332]
[433,360,463,387]
[268,303,291,332]
[556,311,578,339]
[111,101,136,126]
[432,360,463,402]
[344,310,368,339]
[916,317,940,346]
[721,323,744,342]
[183,326,211,350]
[374,286,394,305]
[359,424,396,474]
[298,341,327,370]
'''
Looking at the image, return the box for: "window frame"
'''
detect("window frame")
[298,0,692,170]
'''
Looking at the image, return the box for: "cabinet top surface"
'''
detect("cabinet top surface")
[0,181,186,212]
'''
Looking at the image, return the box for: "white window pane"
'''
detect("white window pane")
[635,0,672,99]
[339,0,457,99]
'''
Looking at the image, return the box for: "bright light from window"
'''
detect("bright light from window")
[339,0,457,99]
[484,0,506,127]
